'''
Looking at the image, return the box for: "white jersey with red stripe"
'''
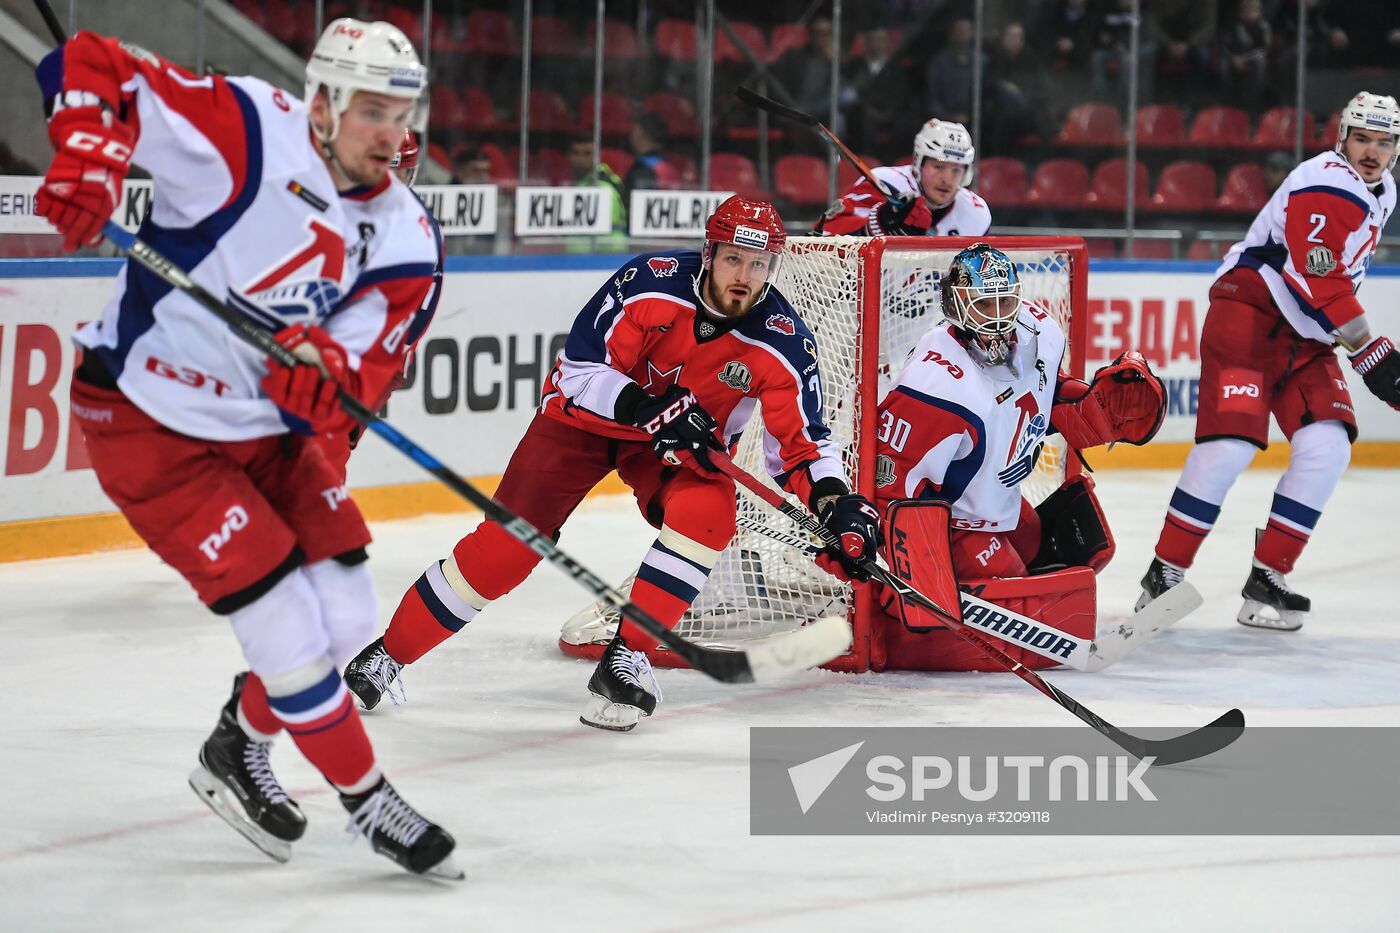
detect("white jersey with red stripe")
[1218,149,1395,344]
[875,304,1065,532]
[43,32,442,441]
[817,164,992,237]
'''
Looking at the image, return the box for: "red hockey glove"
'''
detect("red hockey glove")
[1349,336,1400,411]
[866,195,921,237]
[1052,351,1167,448]
[816,493,881,582]
[36,106,136,251]
[630,384,724,473]
[261,325,358,435]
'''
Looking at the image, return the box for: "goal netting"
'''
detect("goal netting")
[559,236,1088,672]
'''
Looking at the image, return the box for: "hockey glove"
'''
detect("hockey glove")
[262,325,358,435]
[36,105,135,252]
[1349,336,1400,411]
[631,384,723,472]
[867,195,921,237]
[816,493,882,582]
[1052,351,1167,448]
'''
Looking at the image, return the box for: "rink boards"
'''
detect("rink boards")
[1,254,1398,560]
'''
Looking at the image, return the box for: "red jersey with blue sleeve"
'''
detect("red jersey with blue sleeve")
[815,165,991,237]
[541,250,847,503]
[1219,150,1395,343]
[37,32,441,441]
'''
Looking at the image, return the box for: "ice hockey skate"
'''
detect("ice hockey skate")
[343,638,405,711]
[1135,556,1186,613]
[341,777,463,881]
[188,674,307,863]
[580,633,661,732]
[1238,562,1310,631]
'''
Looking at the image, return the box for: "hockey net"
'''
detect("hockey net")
[559,236,1088,672]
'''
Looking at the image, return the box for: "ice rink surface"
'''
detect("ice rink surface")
[4,468,1400,931]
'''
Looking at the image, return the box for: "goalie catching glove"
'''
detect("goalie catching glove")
[627,384,724,472]
[814,493,882,582]
[1051,351,1167,449]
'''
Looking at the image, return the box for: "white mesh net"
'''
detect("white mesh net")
[561,236,1082,664]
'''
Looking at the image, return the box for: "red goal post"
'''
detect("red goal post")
[559,235,1090,673]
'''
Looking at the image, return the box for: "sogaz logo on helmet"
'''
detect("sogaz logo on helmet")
[733,225,769,250]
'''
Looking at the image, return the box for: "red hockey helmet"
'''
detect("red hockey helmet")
[390,129,420,185]
[701,195,786,305]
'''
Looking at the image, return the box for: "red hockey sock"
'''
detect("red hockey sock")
[265,667,379,792]
[1254,525,1308,574]
[237,672,283,740]
[622,575,695,653]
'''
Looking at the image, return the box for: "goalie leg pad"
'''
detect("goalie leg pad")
[1029,473,1116,574]
[881,499,960,635]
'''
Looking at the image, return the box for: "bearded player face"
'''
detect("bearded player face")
[704,244,775,319]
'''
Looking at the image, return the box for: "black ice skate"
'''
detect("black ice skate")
[188,673,306,863]
[1135,556,1186,613]
[580,633,662,732]
[1238,562,1310,631]
[343,637,405,711]
[341,777,463,881]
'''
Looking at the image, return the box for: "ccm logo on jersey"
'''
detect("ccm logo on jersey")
[199,506,250,562]
[1223,384,1260,399]
[766,314,796,336]
[647,256,679,277]
[62,130,133,163]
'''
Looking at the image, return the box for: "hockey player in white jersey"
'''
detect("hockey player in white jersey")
[868,243,1165,670]
[815,118,992,237]
[38,20,458,877]
[1141,92,1400,631]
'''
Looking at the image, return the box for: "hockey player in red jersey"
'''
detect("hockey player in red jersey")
[815,118,991,238]
[1140,92,1400,631]
[41,20,459,877]
[344,196,881,731]
[871,243,1165,670]
[390,128,420,185]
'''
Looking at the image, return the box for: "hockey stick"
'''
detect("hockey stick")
[711,452,1244,765]
[734,86,898,200]
[87,222,848,683]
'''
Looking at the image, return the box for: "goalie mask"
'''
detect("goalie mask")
[700,195,787,308]
[1336,91,1400,172]
[941,243,1023,371]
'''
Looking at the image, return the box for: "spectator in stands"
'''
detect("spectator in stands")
[568,137,626,237]
[843,25,916,158]
[1263,150,1293,192]
[1151,0,1215,104]
[1092,0,1159,104]
[1038,0,1099,73]
[452,143,493,184]
[924,18,982,127]
[1219,0,1275,107]
[1278,0,1352,72]
[988,21,1050,149]
[773,16,841,124]
[622,112,676,201]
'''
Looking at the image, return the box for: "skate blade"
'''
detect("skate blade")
[1237,600,1304,631]
[579,694,644,732]
[188,766,293,863]
[423,854,466,882]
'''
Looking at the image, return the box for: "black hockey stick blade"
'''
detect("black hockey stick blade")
[734,86,819,127]
[1049,677,1246,765]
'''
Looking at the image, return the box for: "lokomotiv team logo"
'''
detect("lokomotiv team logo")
[766,313,796,336]
[718,360,752,393]
[648,256,680,277]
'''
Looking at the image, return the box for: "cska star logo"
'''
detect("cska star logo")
[647,256,680,277]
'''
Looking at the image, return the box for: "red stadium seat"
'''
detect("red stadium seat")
[655,19,697,62]
[531,15,575,56]
[1084,158,1150,211]
[644,92,700,141]
[976,157,1028,208]
[836,155,878,192]
[527,89,576,135]
[587,19,643,60]
[479,142,516,184]
[384,7,423,44]
[1252,107,1315,152]
[461,87,502,135]
[717,22,767,63]
[1187,106,1251,150]
[580,93,634,139]
[1135,104,1186,148]
[1148,161,1217,212]
[428,141,451,169]
[768,23,808,62]
[848,29,903,57]
[1215,162,1269,214]
[774,154,830,207]
[528,148,571,186]
[1187,238,1229,260]
[708,153,769,200]
[1125,239,1175,259]
[464,10,519,57]
[600,147,634,178]
[1025,159,1090,209]
[665,151,699,187]
[430,86,469,132]
[1054,103,1124,147]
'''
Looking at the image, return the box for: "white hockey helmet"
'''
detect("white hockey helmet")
[1336,91,1400,171]
[305,18,426,144]
[913,119,976,187]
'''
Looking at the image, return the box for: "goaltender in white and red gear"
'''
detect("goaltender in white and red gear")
[872,243,1165,671]
[815,118,991,238]
[344,195,881,732]
[1142,91,1400,632]
[41,19,459,877]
